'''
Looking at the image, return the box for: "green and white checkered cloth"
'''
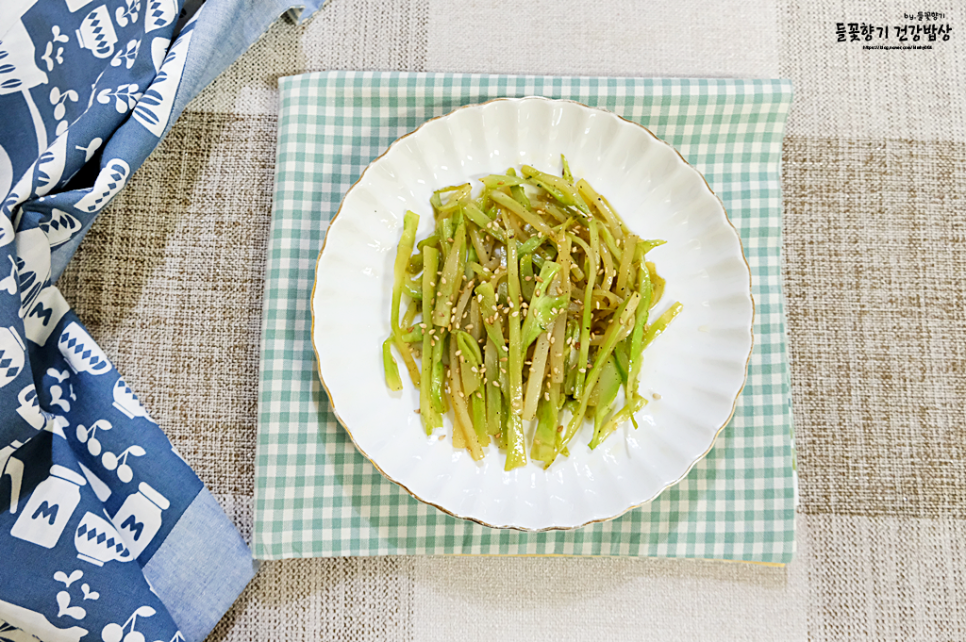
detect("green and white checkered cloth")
[255,72,796,562]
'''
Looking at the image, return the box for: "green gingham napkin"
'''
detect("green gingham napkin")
[255,72,796,563]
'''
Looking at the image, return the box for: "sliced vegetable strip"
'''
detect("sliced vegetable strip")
[384,158,682,468]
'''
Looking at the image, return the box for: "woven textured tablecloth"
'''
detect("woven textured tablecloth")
[253,71,796,562]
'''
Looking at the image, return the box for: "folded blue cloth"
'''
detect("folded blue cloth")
[0,0,325,639]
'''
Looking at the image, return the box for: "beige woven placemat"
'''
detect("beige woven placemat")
[57,0,965,639]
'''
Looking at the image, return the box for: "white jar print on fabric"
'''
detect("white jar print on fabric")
[144,0,176,33]
[10,465,87,549]
[58,321,112,376]
[75,6,117,60]
[73,158,130,213]
[24,286,70,346]
[0,326,26,388]
[15,228,53,318]
[73,512,133,566]
[111,482,169,559]
[112,377,153,421]
[40,209,82,248]
[15,383,66,436]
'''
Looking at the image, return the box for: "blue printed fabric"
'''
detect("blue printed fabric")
[0,0,326,640]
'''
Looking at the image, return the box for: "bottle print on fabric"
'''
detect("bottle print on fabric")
[10,465,87,549]
[111,482,169,559]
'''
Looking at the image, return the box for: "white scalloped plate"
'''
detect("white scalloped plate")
[312,97,753,531]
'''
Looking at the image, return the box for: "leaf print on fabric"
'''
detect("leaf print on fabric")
[96,84,142,114]
[53,570,83,588]
[80,584,99,601]
[40,26,70,72]
[50,87,79,121]
[114,0,140,27]
[110,40,140,70]
[55,591,85,620]
[132,30,190,137]
[41,43,64,72]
